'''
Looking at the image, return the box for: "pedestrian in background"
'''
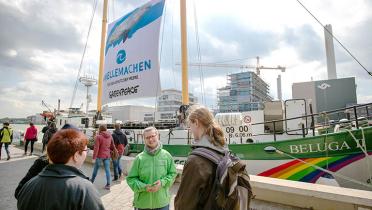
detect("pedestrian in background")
[41,121,51,153]
[112,123,128,181]
[24,122,38,156]
[174,106,228,210]
[42,122,57,153]
[17,128,104,210]
[127,126,177,210]
[0,122,13,160]
[91,124,115,190]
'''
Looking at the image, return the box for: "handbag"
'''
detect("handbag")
[110,139,119,160]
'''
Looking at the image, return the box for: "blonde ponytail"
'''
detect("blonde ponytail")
[188,106,226,147]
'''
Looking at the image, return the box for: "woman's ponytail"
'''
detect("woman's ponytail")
[190,106,226,147]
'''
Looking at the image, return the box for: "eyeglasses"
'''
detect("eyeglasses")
[145,134,157,140]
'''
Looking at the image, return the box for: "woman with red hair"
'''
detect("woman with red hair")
[17,128,104,210]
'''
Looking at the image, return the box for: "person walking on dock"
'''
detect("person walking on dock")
[127,126,177,210]
[41,121,51,153]
[0,122,13,160]
[91,124,115,190]
[42,122,57,153]
[111,123,128,181]
[24,122,38,156]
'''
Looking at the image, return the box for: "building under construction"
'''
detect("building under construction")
[217,71,272,112]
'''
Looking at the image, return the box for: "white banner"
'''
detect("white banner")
[102,0,165,105]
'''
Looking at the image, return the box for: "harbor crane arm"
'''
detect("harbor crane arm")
[182,56,286,75]
[41,100,56,120]
[41,100,54,113]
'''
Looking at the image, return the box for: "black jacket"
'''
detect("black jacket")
[14,155,49,199]
[17,164,104,210]
[112,129,128,146]
[43,127,57,144]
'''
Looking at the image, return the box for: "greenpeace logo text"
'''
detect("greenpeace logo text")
[109,85,139,98]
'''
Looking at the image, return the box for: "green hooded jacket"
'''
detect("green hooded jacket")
[126,144,177,209]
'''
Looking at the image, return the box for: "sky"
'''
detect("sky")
[0,0,371,118]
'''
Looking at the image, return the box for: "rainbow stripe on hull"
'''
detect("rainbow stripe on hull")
[258,152,372,183]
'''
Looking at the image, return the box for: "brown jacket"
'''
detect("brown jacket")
[175,135,227,210]
[175,154,219,210]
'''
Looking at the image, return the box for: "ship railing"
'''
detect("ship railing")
[249,102,372,142]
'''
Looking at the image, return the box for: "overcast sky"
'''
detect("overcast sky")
[0,0,371,118]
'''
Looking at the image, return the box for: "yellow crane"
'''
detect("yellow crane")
[184,56,285,75]
[178,56,286,100]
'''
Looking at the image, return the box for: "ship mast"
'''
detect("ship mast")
[179,0,189,124]
[96,0,108,119]
[180,0,189,106]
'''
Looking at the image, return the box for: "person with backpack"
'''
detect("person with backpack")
[0,122,13,160]
[174,106,252,210]
[42,122,58,152]
[41,121,51,153]
[111,123,128,181]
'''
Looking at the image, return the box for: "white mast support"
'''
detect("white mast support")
[277,74,282,101]
[324,24,337,79]
[180,0,189,105]
[97,0,108,112]
[79,75,97,116]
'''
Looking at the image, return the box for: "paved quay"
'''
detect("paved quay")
[0,144,179,210]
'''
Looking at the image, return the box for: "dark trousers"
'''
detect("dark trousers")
[0,142,10,158]
[42,143,47,153]
[24,140,35,154]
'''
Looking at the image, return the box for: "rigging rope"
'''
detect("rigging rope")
[346,128,372,183]
[275,148,372,190]
[153,0,169,124]
[319,112,372,189]
[192,0,205,105]
[111,0,115,21]
[213,57,257,64]
[69,0,98,114]
[296,0,372,77]
[171,0,176,88]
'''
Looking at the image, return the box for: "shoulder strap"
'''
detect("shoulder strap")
[190,147,223,165]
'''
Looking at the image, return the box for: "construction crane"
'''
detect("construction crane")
[183,56,285,75]
[178,56,286,100]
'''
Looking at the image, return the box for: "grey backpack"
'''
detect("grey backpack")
[191,147,253,210]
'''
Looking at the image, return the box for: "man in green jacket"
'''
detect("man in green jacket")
[127,126,177,210]
[0,122,13,160]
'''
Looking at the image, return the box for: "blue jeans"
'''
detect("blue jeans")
[91,158,111,186]
[135,205,169,210]
[0,142,10,158]
[112,155,122,179]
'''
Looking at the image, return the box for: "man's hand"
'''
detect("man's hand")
[146,180,161,192]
